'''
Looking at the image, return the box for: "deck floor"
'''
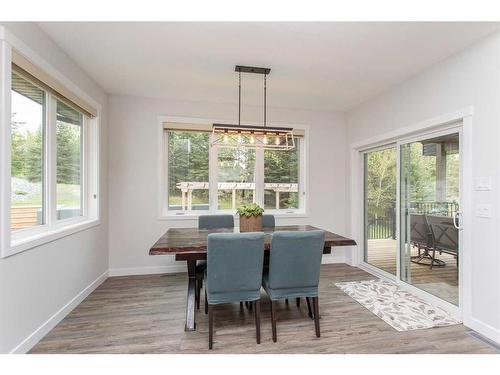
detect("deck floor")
[366,239,458,305]
[29,264,492,354]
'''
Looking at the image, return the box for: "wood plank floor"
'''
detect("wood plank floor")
[30,264,493,354]
[367,239,458,305]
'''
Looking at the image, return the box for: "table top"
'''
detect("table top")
[149,225,356,255]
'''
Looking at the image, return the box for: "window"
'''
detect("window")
[56,100,83,220]
[162,124,305,215]
[217,147,256,210]
[167,131,209,211]
[264,141,300,210]
[10,72,46,230]
[3,59,100,257]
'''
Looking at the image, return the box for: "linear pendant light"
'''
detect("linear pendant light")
[211,65,295,150]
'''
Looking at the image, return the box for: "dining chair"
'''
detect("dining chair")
[262,214,275,228]
[204,232,265,349]
[195,215,234,309]
[262,230,325,342]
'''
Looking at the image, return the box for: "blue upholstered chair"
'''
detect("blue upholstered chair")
[198,214,235,230]
[262,214,275,228]
[195,215,235,310]
[262,230,325,342]
[204,232,265,349]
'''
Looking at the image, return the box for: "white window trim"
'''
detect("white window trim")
[0,26,101,258]
[157,116,309,220]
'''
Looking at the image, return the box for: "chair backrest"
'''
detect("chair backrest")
[207,232,265,294]
[426,215,458,254]
[198,214,234,230]
[410,214,431,246]
[262,214,275,228]
[268,230,325,290]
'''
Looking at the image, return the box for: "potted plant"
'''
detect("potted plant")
[236,203,264,232]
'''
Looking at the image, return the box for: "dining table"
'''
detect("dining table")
[149,224,357,331]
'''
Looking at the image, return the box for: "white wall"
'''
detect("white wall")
[108,95,350,275]
[0,22,109,353]
[346,32,500,342]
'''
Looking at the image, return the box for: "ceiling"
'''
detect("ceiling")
[38,22,500,112]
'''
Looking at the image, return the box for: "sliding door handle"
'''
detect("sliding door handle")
[453,211,462,230]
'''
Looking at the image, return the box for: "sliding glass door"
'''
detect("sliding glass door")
[399,130,461,305]
[362,126,462,307]
[363,146,397,276]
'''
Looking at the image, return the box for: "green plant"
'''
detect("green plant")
[236,203,264,217]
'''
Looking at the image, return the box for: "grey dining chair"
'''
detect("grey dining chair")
[195,215,234,309]
[262,214,275,228]
[204,232,265,349]
[262,230,325,342]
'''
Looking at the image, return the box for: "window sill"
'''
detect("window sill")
[158,212,309,221]
[3,218,101,258]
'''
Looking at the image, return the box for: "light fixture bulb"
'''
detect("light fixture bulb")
[223,134,228,143]
[237,134,242,143]
[275,136,280,145]
[250,134,255,144]
[263,135,268,144]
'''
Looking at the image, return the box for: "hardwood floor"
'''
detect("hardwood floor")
[366,239,458,305]
[30,264,493,354]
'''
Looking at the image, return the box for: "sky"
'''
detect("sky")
[11,90,43,135]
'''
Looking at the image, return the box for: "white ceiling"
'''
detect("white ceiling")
[38,22,500,112]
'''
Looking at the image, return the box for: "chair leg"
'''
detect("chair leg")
[430,249,435,270]
[208,304,214,350]
[248,301,253,311]
[240,301,244,309]
[270,300,277,342]
[296,297,300,307]
[285,298,289,305]
[312,297,320,338]
[254,300,261,344]
[204,288,208,315]
[306,297,313,319]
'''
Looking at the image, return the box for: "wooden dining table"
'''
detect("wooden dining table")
[149,224,357,331]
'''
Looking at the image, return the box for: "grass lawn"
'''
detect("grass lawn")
[12,182,81,208]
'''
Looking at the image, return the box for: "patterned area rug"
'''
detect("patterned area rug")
[335,279,461,331]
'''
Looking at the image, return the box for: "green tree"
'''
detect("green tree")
[24,128,43,183]
[56,122,81,184]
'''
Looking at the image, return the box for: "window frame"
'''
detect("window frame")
[0,34,101,258]
[159,117,308,219]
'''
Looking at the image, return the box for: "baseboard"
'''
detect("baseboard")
[9,270,108,354]
[321,255,347,264]
[109,257,347,278]
[464,316,500,346]
[108,264,186,276]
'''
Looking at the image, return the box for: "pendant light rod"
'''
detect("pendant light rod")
[264,74,267,127]
[238,70,241,126]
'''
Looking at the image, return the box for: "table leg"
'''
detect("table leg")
[185,259,197,331]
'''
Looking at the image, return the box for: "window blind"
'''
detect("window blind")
[12,50,97,118]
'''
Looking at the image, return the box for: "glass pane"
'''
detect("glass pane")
[400,134,460,305]
[217,147,255,210]
[10,72,45,230]
[264,138,300,210]
[363,147,397,275]
[168,131,209,211]
[56,101,83,220]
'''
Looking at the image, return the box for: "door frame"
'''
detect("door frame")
[349,107,473,320]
